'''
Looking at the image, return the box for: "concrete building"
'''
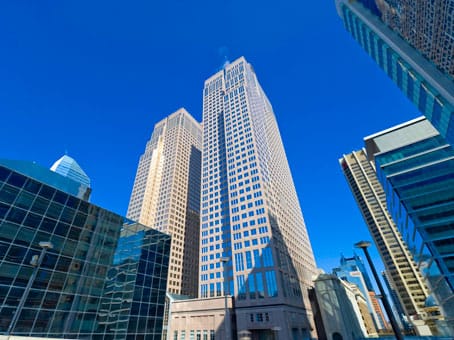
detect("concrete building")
[312,274,367,340]
[0,158,170,338]
[382,270,412,332]
[339,150,433,335]
[199,56,317,338]
[168,296,234,340]
[127,108,202,297]
[349,283,378,337]
[368,292,389,332]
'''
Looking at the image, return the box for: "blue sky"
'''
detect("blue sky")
[0,1,418,273]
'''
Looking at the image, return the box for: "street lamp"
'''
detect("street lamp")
[355,241,404,340]
[220,257,231,340]
[6,241,53,335]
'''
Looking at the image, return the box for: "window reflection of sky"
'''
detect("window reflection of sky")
[113,230,145,265]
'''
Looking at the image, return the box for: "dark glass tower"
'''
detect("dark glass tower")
[0,159,170,339]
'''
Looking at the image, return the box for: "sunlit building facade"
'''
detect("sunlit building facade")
[0,159,170,339]
[127,108,202,297]
[339,150,433,334]
[199,56,317,338]
[333,254,384,332]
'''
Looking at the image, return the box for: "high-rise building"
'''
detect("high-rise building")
[199,56,317,338]
[127,108,202,297]
[333,253,384,332]
[0,158,170,338]
[334,0,454,145]
[50,155,91,189]
[382,270,412,332]
[339,150,433,334]
[364,117,454,334]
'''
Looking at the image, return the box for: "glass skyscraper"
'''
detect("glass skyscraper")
[50,155,91,189]
[200,57,317,338]
[0,158,170,339]
[335,0,454,145]
[364,117,454,334]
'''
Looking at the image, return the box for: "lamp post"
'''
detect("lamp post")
[220,256,231,340]
[6,241,53,335]
[355,241,404,340]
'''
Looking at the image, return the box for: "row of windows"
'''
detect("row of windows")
[174,329,215,340]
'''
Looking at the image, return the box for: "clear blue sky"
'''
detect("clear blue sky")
[0,1,418,273]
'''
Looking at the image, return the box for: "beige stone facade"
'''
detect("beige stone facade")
[199,56,317,339]
[340,150,432,333]
[127,108,202,297]
[168,297,234,340]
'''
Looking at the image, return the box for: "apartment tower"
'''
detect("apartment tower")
[339,150,432,334]
[200,57,317,338]
[127,108,202,297]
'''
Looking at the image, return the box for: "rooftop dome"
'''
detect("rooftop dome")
[50,155,91,188]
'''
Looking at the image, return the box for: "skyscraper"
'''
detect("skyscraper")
[364,117,454,333]
[339,150,433,334]
[334,0,454,145]
[382,270,412,331]
[127,108,202,297]
[199,57,317,338]
[50,155,91,188]
[333,253,385,332]
[49,155,91,200]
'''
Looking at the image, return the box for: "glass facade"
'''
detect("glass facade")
[374,134,454,325]
[336,0,454,148]
[50,155,91,189]
[0,160,170,339]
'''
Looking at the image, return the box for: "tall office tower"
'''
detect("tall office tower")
[200,57,317,338]
[333,254,384,332]
[382,270,412,331]
[339,150,433,334]
[50,155,91,188]
[50,155,91,200]
[334,0,454,145]
[365,117,454,334]
[127,108,202,297]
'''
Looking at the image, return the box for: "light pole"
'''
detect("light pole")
[220,256,231,340]
[355,241,404,340]
[6,241,53,335]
